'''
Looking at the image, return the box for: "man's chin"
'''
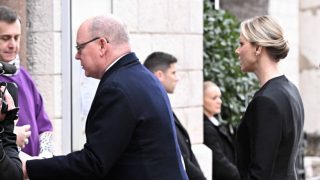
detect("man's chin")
[1,56,16,62]
[167,90,174,94]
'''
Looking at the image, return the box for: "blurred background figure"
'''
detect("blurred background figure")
[203,81,240,180]
[144,51,207,180]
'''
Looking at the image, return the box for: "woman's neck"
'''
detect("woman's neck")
[254,55,283,87]
[204,109,213,118]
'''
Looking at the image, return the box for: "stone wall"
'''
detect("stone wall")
[300,0,320,135]
[26,0,62,154]
[300,0,320,178]
[220,0,268,21]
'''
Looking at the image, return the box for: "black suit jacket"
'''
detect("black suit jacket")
[203,115,240,180]
[27,53,188,180]
[236,75,304,180]
[173,113,206,180]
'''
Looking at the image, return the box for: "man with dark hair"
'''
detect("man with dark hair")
[144,52,178,94]
[0,5,54,158]
[144,51,207,180]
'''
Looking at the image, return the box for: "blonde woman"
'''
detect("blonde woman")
[235,15,304,180]
[203,81,240,180]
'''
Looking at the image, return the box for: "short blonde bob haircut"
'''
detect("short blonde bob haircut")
[240,15,289,62]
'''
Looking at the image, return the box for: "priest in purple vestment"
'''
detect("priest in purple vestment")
[0,5,54,157]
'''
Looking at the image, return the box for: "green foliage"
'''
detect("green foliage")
[203,0,259,126]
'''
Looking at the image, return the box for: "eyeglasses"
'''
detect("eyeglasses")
[75,37,108,52]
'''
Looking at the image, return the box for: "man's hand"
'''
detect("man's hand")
[20,151,31,180]
[14,125,31,149]
[20,151,43,179]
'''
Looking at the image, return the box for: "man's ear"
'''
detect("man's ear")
[99,38,108,56]
[154,70,163,80]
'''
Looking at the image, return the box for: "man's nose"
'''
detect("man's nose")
[75,51,80,60]
[175,75,179,82]
[8,38,17,47]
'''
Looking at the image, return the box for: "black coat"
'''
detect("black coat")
[26,53,188,180]
[173,113,206,180]
[203,115,240,180]
[236,75,304,180]
[0,114,23,180]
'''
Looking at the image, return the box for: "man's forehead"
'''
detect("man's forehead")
[76,23,90,40]
[0,20,21,35]
[0,30,21,37]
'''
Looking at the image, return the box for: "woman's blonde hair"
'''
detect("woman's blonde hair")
[240,15,289,62]
[203,81,219,92]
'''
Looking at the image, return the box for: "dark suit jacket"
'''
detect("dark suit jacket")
[27,53,188,180]
[173,113,206,180]
[236,75,304,180]
[203,115,240,180]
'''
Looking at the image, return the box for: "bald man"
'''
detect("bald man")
[23,14,188,180]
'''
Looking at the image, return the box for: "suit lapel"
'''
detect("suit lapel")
[173,113,190,139]
[218,125,234,144]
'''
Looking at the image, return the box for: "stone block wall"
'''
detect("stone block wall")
[300,0,320,134]
[300,1,320,178]
[220,0,268,21]
[26,0,63,154]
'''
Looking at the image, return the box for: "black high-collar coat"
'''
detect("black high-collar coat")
[236,75,304,180]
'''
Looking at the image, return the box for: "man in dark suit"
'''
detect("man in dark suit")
[144,52,206,180]
[22,14,188,180]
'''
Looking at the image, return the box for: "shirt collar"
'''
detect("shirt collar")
[209,116,220,126]
[105,53,129,72]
